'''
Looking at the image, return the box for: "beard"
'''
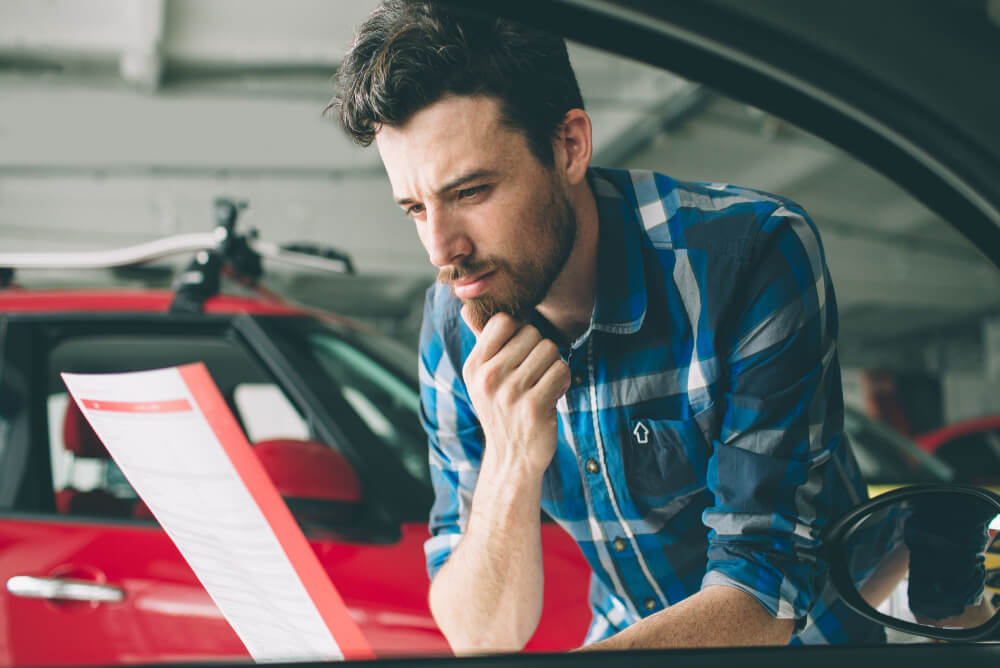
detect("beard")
[438,180,577,331]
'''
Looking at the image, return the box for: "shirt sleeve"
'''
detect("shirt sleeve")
[701,203,856,623]
[417,283,485,581]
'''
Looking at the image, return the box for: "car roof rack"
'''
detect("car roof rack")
[0,197,355,313]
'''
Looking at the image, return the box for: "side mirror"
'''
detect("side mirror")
[254,438,400,544]
[823,484,1000,641]
[254,437,362,506]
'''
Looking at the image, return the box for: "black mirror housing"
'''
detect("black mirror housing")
[823,484,1000,642]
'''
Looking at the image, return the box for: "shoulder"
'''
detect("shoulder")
[595,166,816,260]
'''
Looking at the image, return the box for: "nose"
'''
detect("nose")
[423,206,472,268]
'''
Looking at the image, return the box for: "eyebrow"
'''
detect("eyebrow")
[395,169,500,206]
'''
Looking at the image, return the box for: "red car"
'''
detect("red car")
[915,416,1000,486]
[0,224,592,666]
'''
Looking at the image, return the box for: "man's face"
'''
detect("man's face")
[375,95,576,330]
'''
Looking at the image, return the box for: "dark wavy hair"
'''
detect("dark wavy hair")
[329,0,584,166]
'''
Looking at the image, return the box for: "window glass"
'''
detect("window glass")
[47,392,114,495]
[305,332,428,485]
[44,334,320,519]
[233,383,310,442]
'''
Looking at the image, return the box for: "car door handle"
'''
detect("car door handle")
[6,575,125,602]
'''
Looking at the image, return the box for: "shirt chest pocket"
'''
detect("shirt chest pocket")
[624,405,716,499]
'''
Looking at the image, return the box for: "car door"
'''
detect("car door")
[0,319,260,666]
[0,314,456,666]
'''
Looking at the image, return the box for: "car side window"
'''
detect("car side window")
[305,332,428,485]
[0,321,33,510]
[232,383,310,442]
[41,333,324,521]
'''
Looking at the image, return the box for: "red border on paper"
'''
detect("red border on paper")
[81,398,193,413]
[177,363,375,660]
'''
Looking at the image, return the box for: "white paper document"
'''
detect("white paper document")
[61,363,373,663]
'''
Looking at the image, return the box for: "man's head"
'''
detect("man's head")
[333,0,584,166]
[333,2,591,330]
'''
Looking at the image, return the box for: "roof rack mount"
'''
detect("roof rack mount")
[0,197,356,312]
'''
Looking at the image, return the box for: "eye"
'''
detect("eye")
[405,203,425,217]
[456,185,488,200]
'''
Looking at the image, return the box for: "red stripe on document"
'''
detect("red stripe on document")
[176,363,375,660]
[82,398,193,413]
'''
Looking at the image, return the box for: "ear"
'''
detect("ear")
[554,108,593,186]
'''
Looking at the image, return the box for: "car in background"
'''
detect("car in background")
[915,416,1000,485]
[0,217,594,666]
[844,407,956,496]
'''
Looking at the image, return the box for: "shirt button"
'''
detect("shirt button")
[643,597,657,611]
[573,374,585,387]
[585,458,600,474]
[613,537,627,552]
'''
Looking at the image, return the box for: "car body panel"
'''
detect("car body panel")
[916,415,1000,454]
[0,515,588,664]
[0,290,305,316]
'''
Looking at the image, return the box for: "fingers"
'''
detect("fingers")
[516,336,562,388]
[497,324,544,372]
[460,310,568,408]
[530,357,571,406]
[465,312,522,364]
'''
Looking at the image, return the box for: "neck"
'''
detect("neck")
[536,178,599,342]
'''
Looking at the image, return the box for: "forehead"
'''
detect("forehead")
[375,95,526,193]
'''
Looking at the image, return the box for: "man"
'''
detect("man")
[332,0,881,653]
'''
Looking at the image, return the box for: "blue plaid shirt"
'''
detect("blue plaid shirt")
[418,167,883,645]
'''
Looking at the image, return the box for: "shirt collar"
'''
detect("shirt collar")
[586,168,648,337]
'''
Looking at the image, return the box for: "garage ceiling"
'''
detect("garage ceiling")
[1,0,998,368]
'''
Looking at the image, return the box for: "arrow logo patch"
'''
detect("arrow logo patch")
[633,421,649,445]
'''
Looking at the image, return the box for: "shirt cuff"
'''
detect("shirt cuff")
[702,569,803,621]
[424,531,462,581]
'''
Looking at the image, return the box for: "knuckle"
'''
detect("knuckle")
[522,324,542,340]
[492,312,514,329]
[496,384,516,406]
[538,338,559,358]
[554,362,571,388]
[479,361,502,393]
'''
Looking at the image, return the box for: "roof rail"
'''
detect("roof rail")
[0,197,356,313]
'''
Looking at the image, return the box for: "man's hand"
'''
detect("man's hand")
[427,309,570,654]
[460,308,570,476]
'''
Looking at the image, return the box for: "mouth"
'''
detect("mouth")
[451,269,496,300]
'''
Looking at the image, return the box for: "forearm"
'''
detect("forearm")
[581,585,794,651]
[428,452,546,654]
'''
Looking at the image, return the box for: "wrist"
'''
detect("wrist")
[469,450,545,525]
[481,426,556,474]
[481,441,549,490]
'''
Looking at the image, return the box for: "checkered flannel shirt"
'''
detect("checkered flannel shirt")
[418,167,883,645]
